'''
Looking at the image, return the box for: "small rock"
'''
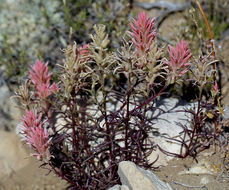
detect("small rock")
[200,176,210,185]
[118,161,173,190]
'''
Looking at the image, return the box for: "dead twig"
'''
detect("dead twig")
[172,180,208,189]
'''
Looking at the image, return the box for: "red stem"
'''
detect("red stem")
[130,85,167,113]
[49,162,82,189]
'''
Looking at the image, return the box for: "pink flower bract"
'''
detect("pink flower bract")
[21,109,51,160]
[127,12,156,54]
[73,43,89,59]
[29,60,58,99]
[21,109,42,131]
[165,40,192,81]
[79,44,89,57]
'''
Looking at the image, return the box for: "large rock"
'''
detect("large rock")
[148,98,194,166]
[0,82,22,131]
[0,130,29,177]
[217,29,229,64]
[216,29,229,104]
[117,161,173,190]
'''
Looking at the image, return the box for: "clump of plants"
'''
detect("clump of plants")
[15,11,227,189]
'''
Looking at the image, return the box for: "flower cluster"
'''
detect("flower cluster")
[79,44,89,56]
[127,12,156,54]
[165,40,192,82]
[21,109,51,160]
[29,60,58,99]
[73,43,89,57]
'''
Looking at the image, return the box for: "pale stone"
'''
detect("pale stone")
[118,161,173,190]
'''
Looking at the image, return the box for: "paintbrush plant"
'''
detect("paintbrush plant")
[14,12,223,189]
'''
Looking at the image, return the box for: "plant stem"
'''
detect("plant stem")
[101,73,115,174]
[131,85,167,113]
[70,97,79,156]
[184,85,203,158]
[50,162,82,189]
[125,72,131,159]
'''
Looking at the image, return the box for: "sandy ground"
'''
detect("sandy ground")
[0,156,67,190]
[155,147,229,190]
[1,146,229,190]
